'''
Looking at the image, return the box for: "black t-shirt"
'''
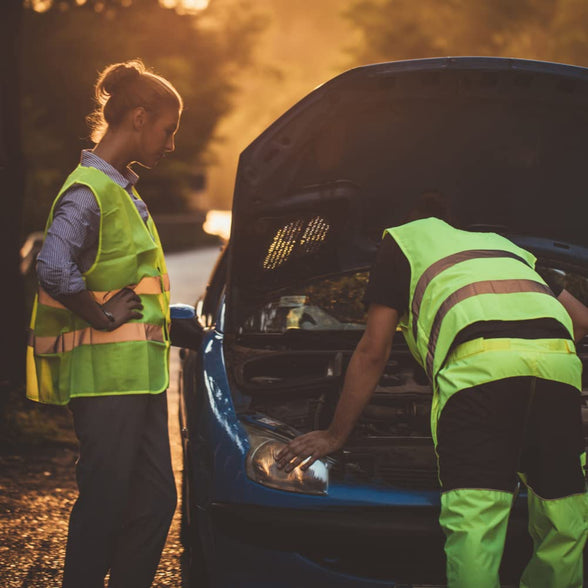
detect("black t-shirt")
[363,233,570,343]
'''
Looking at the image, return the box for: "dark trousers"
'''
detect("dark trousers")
[436,377,587,587]
[62,392,177,588]
[437,376,586,497]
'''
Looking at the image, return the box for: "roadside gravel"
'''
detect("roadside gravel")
[0,388,185,588]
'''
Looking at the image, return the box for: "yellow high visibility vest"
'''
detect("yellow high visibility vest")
[26,166,170,405]
[386,218,581,443]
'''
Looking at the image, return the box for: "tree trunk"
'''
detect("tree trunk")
[1,0,26,410]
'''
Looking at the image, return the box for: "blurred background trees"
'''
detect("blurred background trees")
[2,0,26,407]
[20,0,265,234]
[345,0,588,65]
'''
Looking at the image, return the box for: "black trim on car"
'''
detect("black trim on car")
[209,501,532,584]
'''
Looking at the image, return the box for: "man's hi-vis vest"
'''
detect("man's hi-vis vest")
[386,218,582,438]
[26,165,171,405]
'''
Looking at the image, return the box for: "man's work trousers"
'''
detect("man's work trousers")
[436,376,588,588]
[62,392,177,588]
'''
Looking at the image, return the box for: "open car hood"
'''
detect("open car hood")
[227,57,588,331]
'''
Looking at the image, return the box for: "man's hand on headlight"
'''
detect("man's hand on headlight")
[275,306,398,475]
[275,430,342,473]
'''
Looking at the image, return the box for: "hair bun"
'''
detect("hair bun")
[101,60,144,96]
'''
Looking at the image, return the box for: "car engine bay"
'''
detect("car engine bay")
[232,344,441,490]
[230,338,588,491]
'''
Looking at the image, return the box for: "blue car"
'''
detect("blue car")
[176,57,588,587]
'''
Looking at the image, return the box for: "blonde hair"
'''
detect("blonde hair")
[86,59,183,143]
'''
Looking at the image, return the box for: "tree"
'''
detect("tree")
[1,0,26,410]
[345,0,588,67]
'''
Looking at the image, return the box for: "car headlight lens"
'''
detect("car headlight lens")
[244,425,329,495]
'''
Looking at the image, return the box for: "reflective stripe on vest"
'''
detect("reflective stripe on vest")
[38,274,171,309]
[424,278,553,377]
[411,249,531,342]
[29,322,164,355]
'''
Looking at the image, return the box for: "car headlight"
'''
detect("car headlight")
[243,424,329,495]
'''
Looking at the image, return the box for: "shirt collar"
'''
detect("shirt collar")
[80,150,139,189]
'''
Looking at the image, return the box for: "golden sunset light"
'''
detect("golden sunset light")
[25,0,52,12]
[203,209,232,241]
[27,0,210,13]
[159,0,209,13]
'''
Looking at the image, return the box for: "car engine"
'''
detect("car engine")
[231,339,588,491]
[231,345,440,490]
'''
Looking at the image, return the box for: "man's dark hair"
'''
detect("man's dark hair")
[405,191,459,226]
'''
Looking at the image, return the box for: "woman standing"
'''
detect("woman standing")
[27,59,182,587]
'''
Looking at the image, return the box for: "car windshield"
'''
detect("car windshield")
[241,271,369,334]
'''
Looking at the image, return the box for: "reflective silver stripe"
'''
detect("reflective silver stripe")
[38,274,170,309]
[424,279,554,378]
[32,322,164,354]
[411,250,531,342]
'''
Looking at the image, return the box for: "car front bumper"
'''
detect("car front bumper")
[208,501,532,586]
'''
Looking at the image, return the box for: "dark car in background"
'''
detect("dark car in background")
[176,57,588,587]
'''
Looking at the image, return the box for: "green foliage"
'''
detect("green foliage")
[20,0,264,234]
[345,0,588,67]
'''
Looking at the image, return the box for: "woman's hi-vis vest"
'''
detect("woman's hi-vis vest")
[26,165,171,405]
[386,218,581,412]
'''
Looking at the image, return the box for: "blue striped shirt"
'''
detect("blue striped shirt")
[36,150,149,298]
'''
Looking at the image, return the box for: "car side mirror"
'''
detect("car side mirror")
[170,303,203,350]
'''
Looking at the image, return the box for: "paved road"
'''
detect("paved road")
[167,244,223,398]
[0,246,221,588]
[164,244,221,586]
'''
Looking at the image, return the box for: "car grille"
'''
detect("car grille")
[332,440,441,490]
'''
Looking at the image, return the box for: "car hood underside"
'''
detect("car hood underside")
[227,57,588,330]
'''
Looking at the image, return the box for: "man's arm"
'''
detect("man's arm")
[557,289,588,342]
[275,303,399,472]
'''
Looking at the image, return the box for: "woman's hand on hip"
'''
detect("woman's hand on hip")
[101,287,143,330]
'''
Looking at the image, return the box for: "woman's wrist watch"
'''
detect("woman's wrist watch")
[101,307,116,330]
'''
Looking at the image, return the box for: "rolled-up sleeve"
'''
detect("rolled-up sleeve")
[36,186,100,298]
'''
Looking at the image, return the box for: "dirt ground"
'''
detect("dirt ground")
[0,388,185,588]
